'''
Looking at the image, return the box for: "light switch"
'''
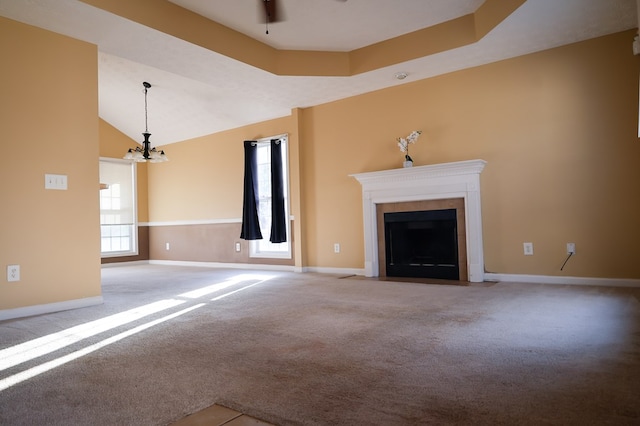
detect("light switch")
[45,174,68,190]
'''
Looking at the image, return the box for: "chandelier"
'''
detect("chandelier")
[124,81,168,163]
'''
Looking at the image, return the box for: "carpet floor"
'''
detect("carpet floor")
[0,265,639,425]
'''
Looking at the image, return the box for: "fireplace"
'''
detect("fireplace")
[350,159,486,282]
[376,198,467,280]
[384,209,459,280]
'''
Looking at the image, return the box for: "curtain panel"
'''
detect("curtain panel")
[269,139,287,243]
[240,140,262,240]
[240,139,287,243]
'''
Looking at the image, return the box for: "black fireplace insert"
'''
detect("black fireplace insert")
[384,209,459,280]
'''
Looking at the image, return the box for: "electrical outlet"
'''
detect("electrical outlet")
[567,243,576,255]
[523,242,534,256]
[235,242,241,252]
[165,242,170,251]
[334,243,340,253]
[7,265,20,282]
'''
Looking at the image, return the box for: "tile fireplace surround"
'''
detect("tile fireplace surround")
[351,159,487,282]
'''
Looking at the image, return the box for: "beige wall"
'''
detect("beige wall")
[2,14,638,317]
[148,222,294,267]
[147,30,640,280]
[146,116,294,222]
[145,115,305,268]
[300,30,640,279]
[0,17,101,310]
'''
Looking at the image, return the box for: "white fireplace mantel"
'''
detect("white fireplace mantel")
[350,159,487,282]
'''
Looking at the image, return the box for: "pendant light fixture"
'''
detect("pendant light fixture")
[124,81,168,163]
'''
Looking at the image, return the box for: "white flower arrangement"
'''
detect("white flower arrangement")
[397,130,422,162]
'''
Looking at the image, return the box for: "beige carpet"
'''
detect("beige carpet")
[0,265,639,425]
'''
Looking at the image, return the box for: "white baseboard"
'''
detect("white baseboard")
[104,261,639,288]
[0,296,104,322]
[302,266,365,276]
[106,260,363,276]
[101,260,150,268]
[148,260,297,272]
[484,273,640,288]
[146,261,365,277]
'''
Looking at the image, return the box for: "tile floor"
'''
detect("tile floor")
[171,404,275,426]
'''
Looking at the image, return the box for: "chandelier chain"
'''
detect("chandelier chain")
[144,85,149,133]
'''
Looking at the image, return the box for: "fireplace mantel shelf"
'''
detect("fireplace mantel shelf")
[350,160,486,185]
[350,159,487,282]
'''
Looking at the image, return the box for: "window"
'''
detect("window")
[99,159,137,257]
[251,136,291,259]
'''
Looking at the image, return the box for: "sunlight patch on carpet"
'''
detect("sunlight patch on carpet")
[0,274,274,392]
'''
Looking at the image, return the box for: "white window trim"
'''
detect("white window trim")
[99,157,139,258]
[249,215,293,259]
[249,134,292,260]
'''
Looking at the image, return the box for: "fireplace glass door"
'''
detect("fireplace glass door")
[384,209,459,280]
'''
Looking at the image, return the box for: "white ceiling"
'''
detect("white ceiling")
[168,0,485,51]
[0,0,637,147]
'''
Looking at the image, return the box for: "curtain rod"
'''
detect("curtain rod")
[249,133,288,146]
[250,140,280,146]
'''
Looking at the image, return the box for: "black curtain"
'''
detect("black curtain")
[240,141,262,240]
[270,139,287,243]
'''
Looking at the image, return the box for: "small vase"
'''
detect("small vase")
[403,160,413,168]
